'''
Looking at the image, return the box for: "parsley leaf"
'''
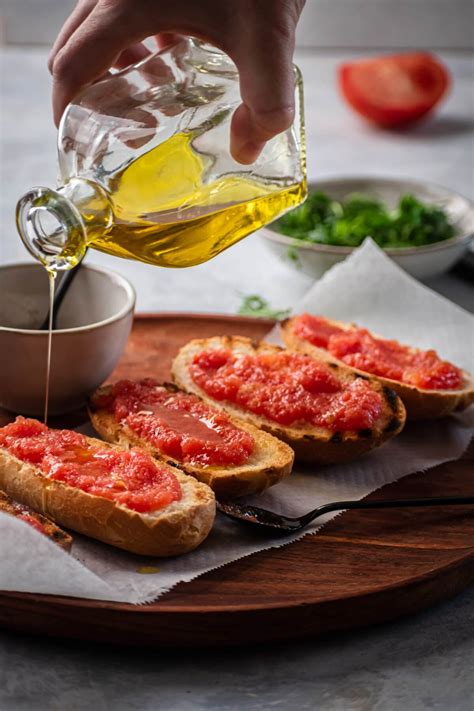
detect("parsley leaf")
[238,295,290,320]
[273,191,455,249]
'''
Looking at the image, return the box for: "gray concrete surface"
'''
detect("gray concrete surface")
[0,46,473,711]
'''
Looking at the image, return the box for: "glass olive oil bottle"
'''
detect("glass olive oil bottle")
[17,38,306,271]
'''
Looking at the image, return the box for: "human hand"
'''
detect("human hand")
[48,0,305,164]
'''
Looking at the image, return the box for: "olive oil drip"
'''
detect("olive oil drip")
[44,270,56,425]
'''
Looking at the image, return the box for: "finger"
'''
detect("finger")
[228,13,300,163]
[51,3,147,125]
[230,39,296,163]
[48,0,97,73]
[155,32,183,50]
[113,42,151,70]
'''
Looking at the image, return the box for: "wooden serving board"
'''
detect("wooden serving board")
[1,313,473,646]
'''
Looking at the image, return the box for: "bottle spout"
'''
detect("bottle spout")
[16,186,88,271]
[16,179,112,271]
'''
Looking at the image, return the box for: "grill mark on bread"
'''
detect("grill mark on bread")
[383,387,399,413]
[358,429,372,438]
[385,417,402,433]
[52,529,69,543]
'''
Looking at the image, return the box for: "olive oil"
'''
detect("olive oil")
[44,270,56,424]
[86,132,307,268]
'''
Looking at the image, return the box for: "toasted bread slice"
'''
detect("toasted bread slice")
[0,489,72,551]
[0,430,215,557]
[89,382,294,499]
[172,337,406,465]
[282,316,474,420]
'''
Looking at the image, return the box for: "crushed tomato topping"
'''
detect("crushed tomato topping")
[293,313,463,391]
[190,349,383,431]
[0,417,182,514]
[17,512,48,535]
[92,379,255,468]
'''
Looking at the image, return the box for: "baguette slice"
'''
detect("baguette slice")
[282,316,474,420]
[0,489,72,551]
[172,337,406,465]
[0,431,215,557]
[89,382,294,499]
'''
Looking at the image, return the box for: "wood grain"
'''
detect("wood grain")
[0,313,473,646]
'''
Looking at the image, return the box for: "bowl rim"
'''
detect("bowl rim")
[0,263,136,335]
[262,175,474,256]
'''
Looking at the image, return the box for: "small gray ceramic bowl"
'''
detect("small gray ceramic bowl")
[261,177,474,281]
[0,263,135,416]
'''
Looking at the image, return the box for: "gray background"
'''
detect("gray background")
[0,2,473,710]
[1,0,473,48]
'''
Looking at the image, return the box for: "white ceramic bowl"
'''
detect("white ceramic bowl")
[261,177,474,281]
[0,264,135,416]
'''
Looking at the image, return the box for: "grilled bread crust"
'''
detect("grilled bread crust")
[0,489,72,551]
[282,317,474,420]
[0,436,215,557]
[171,336,406,465]
[89,383,294,500]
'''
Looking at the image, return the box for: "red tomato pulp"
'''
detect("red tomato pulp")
[190,349,383,431]
[0,417,182,513]
[93,379,255,467]
[293,314,463,391]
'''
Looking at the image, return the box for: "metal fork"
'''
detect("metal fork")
[217,496,474,534]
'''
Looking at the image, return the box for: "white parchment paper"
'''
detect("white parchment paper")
[1,240,473,604]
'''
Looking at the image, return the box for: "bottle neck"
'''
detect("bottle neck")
[16,178,112,271]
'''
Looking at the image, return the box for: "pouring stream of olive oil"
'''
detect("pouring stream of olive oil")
[24,131,306,421]
[44,271,56,424]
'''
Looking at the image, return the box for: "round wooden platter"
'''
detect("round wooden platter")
[1,313,473,646]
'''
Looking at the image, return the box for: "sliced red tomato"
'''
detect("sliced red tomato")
[339,53,450,126]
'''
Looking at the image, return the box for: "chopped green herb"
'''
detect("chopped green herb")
[286,246,301,265]
[238,295,290,320]
[273,191,456,249]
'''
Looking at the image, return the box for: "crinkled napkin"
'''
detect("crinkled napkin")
[1,239,473,604]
